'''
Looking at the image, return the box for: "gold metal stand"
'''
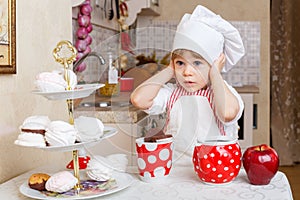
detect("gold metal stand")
[53,40,81,194]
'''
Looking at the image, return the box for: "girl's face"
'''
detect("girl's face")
[172,50,210,92]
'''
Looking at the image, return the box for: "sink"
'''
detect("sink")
[79,101,131,108]
[80,101,111,108]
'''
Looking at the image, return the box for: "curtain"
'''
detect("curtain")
[271,0,300,165]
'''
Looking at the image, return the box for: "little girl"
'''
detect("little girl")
[131,5,245,165]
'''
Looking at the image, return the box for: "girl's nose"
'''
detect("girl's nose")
[183,64,193,76]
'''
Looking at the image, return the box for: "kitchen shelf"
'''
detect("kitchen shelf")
[234,85,259,93]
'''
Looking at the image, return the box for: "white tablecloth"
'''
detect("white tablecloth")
[0,165,293,200]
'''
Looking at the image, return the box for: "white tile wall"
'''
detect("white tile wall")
[223,21,260,86]
[73,19,260,86]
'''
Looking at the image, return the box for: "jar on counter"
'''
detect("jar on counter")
[98,51,120,96]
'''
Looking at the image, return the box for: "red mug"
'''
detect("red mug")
[193,136,242,184]
[136,137,173,182]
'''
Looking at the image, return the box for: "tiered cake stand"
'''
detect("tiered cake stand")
[16,41,126,198]
[50,40,99,193]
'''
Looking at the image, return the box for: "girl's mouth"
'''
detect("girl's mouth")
[184,80,195,84]
[184,81,196,87]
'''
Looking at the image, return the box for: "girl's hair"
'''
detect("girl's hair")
[171,49,205,61]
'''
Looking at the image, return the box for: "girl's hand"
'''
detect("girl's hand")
[209,53,225,82]
[212,53,226,72]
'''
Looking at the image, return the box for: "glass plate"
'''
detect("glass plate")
[32,84,104,100]
[19,172,134,200]
[15,126,117,152]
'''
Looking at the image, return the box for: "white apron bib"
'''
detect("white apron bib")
[165,86,225,166]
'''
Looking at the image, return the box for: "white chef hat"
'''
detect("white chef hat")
[172,5,245,72]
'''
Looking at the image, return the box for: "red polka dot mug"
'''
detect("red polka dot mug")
[136,137,173,182]
[193,136,242,184]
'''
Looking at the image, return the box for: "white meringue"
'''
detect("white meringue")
[45,171,78,193]
[86,170,112,182]
[14,132,46,147]
[35,71,66,92]
[15,115,50,147]
[74,116,104,142]
[35,69,77,92]
[20,115,51,132]
[86,156,113,181]
[45,121,77,146]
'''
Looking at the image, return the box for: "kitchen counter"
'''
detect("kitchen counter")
[74,91,147,124]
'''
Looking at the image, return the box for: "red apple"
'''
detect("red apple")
[242,144,279,185]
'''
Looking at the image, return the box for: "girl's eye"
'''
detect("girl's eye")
[193,60,202,66]
[175,60,184,66]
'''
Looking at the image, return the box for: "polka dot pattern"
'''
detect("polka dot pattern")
[136,140,173,179]
[193,142,242,184]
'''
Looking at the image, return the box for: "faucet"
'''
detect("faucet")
[73,52,106,109]
[73,51,106,70]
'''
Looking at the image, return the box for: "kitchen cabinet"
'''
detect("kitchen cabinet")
[238,94,253,150]
[125,0,161,25]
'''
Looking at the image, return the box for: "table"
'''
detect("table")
[0,165,293,200]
